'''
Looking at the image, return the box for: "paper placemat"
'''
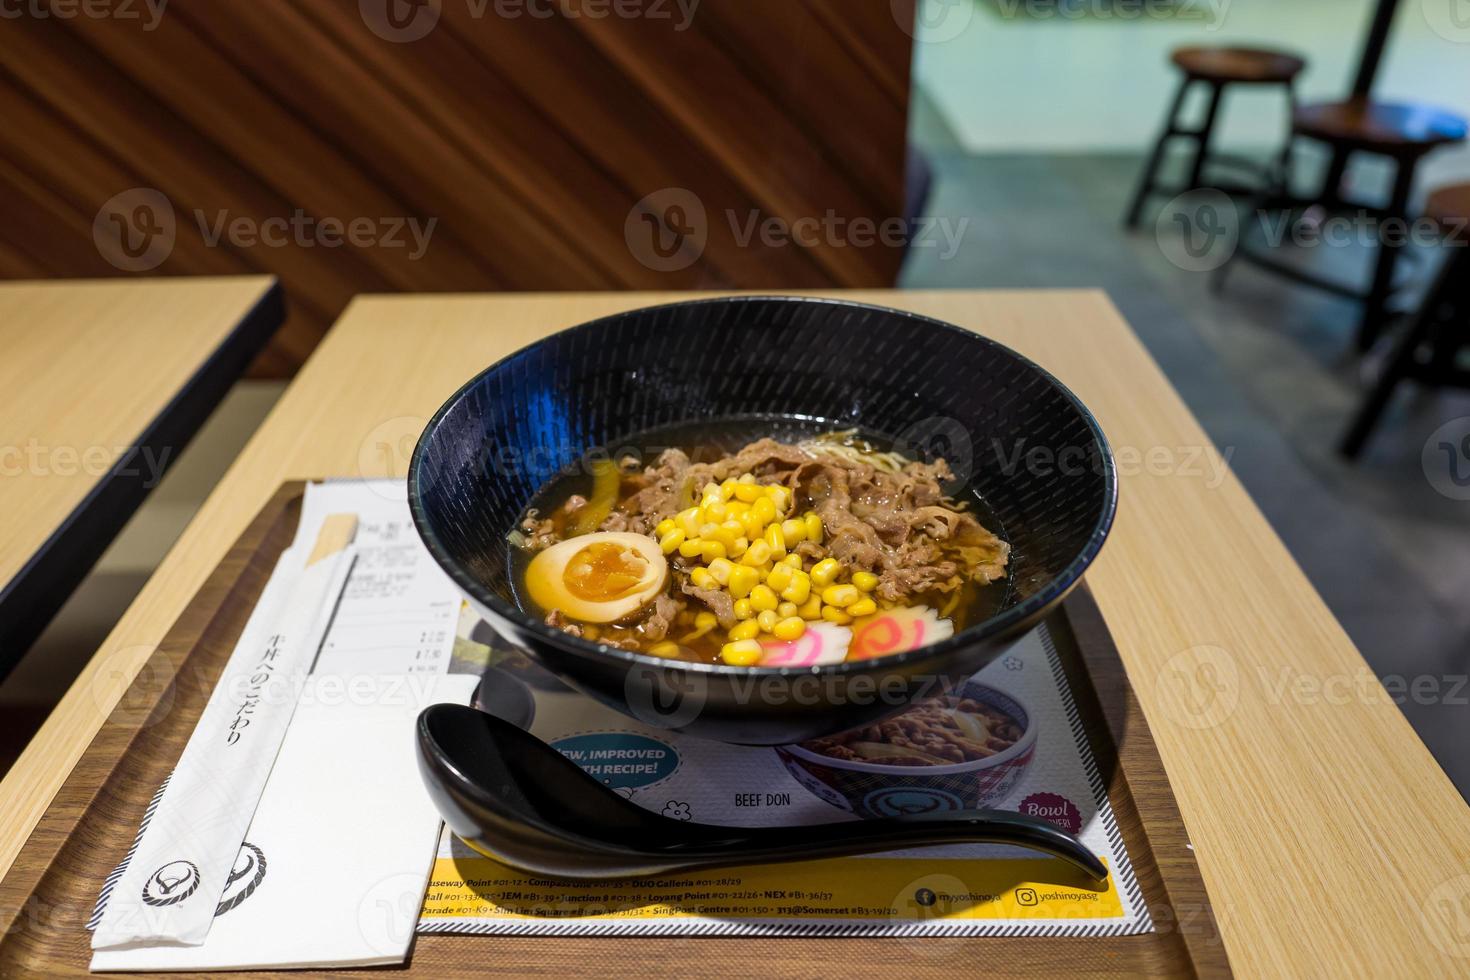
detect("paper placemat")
[420,610,1152,938]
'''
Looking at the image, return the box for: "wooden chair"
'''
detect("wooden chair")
[1123,46,1304,229]
[1217,98,1467,351]
[1340,182,1470,458]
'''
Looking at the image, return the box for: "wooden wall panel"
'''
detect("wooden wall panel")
[0,1,915,376]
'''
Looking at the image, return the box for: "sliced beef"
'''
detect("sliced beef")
[679,578,737,629]
[791,446,1009,602]
[601,448,692,535]
[519,510,560,552]
[544,608,583,638]
[684,438,814,486]
[642,593,679,642]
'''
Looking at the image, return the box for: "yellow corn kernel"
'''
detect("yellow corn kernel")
[707,557,733,585]
[750,495,777,526]
[764,524,786,556]
[700,539,727,562]
[766,563,794,593]
[821,606,853,625]
[772,616,806,641]
[822,584,860,608]
[728,619,760,642]
[768,485,792,512]
[810,558,841,587]
[739,512,764,539]
[780,570,811,604]
[690,567,716,590]
[695,611,717,630]
[778,600,799,618]
[725,499,750,516]
[659,528,686,554]
[733,597,754,620]
[702,499,728,523]
[780,518,805,544]
[654,518,676,538]
[847,597,878,617]
[756,608,778,633]
[721,639,763,666]
[797,595,822,619]
[649,641,681,657]
[741,540,773,567]
[698,522,720,540]
[719,519,745,540]
[852,570,880,592]
[702,481,721,499]
[727,564,759,599]
[733,481,763,503]
[749,584,779,612]
[782,553,804,569]
[715,477,734,498]
[804,512,823,543]
[729,536,749,557]
[677,507,701,535]
[679,537,704,559]
[737,472,757,485]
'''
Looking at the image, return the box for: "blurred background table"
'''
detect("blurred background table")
[0,277,282,675]
[2,290,1466,976]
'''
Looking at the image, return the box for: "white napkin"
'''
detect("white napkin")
[91,527,356,950]
[91,673,477,971]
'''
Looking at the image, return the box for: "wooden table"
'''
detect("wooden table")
[0,277,283,674]
[2,290,1466,976]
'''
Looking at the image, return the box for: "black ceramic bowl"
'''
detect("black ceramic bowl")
[408,296,1115,744]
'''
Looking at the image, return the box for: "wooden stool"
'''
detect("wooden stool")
[1123,46,1305,229]
[1340,182,1470,458]
[1218,98,1467,351]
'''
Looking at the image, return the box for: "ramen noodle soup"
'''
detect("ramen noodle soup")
[800,694,1024,766]
[511,423,1010,667]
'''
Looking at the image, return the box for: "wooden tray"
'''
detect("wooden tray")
[0,483,1230,977]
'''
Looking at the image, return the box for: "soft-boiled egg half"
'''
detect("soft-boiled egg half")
[525,531,668,624]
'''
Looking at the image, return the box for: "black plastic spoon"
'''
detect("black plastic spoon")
[417,704,1108,881]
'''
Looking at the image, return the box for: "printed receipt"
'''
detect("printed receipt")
[296,480,460,676]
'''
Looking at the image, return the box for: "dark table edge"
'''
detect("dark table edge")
[0,278,286,678]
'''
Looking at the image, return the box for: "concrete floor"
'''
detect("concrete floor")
[905,92,1470,797]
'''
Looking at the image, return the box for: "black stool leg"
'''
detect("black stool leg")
[1212,82,1296,296]
[1320,147,1352,208]
[1428,310,1462,382]
[1187,83,1225,190]
[1340,247,1467,458]
[1124,76,1191,230]
[1356,158,1417,351]
[1273,82,1298,196]
[1429,261,1470,381]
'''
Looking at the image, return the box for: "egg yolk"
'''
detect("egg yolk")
[564,542,650,602]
